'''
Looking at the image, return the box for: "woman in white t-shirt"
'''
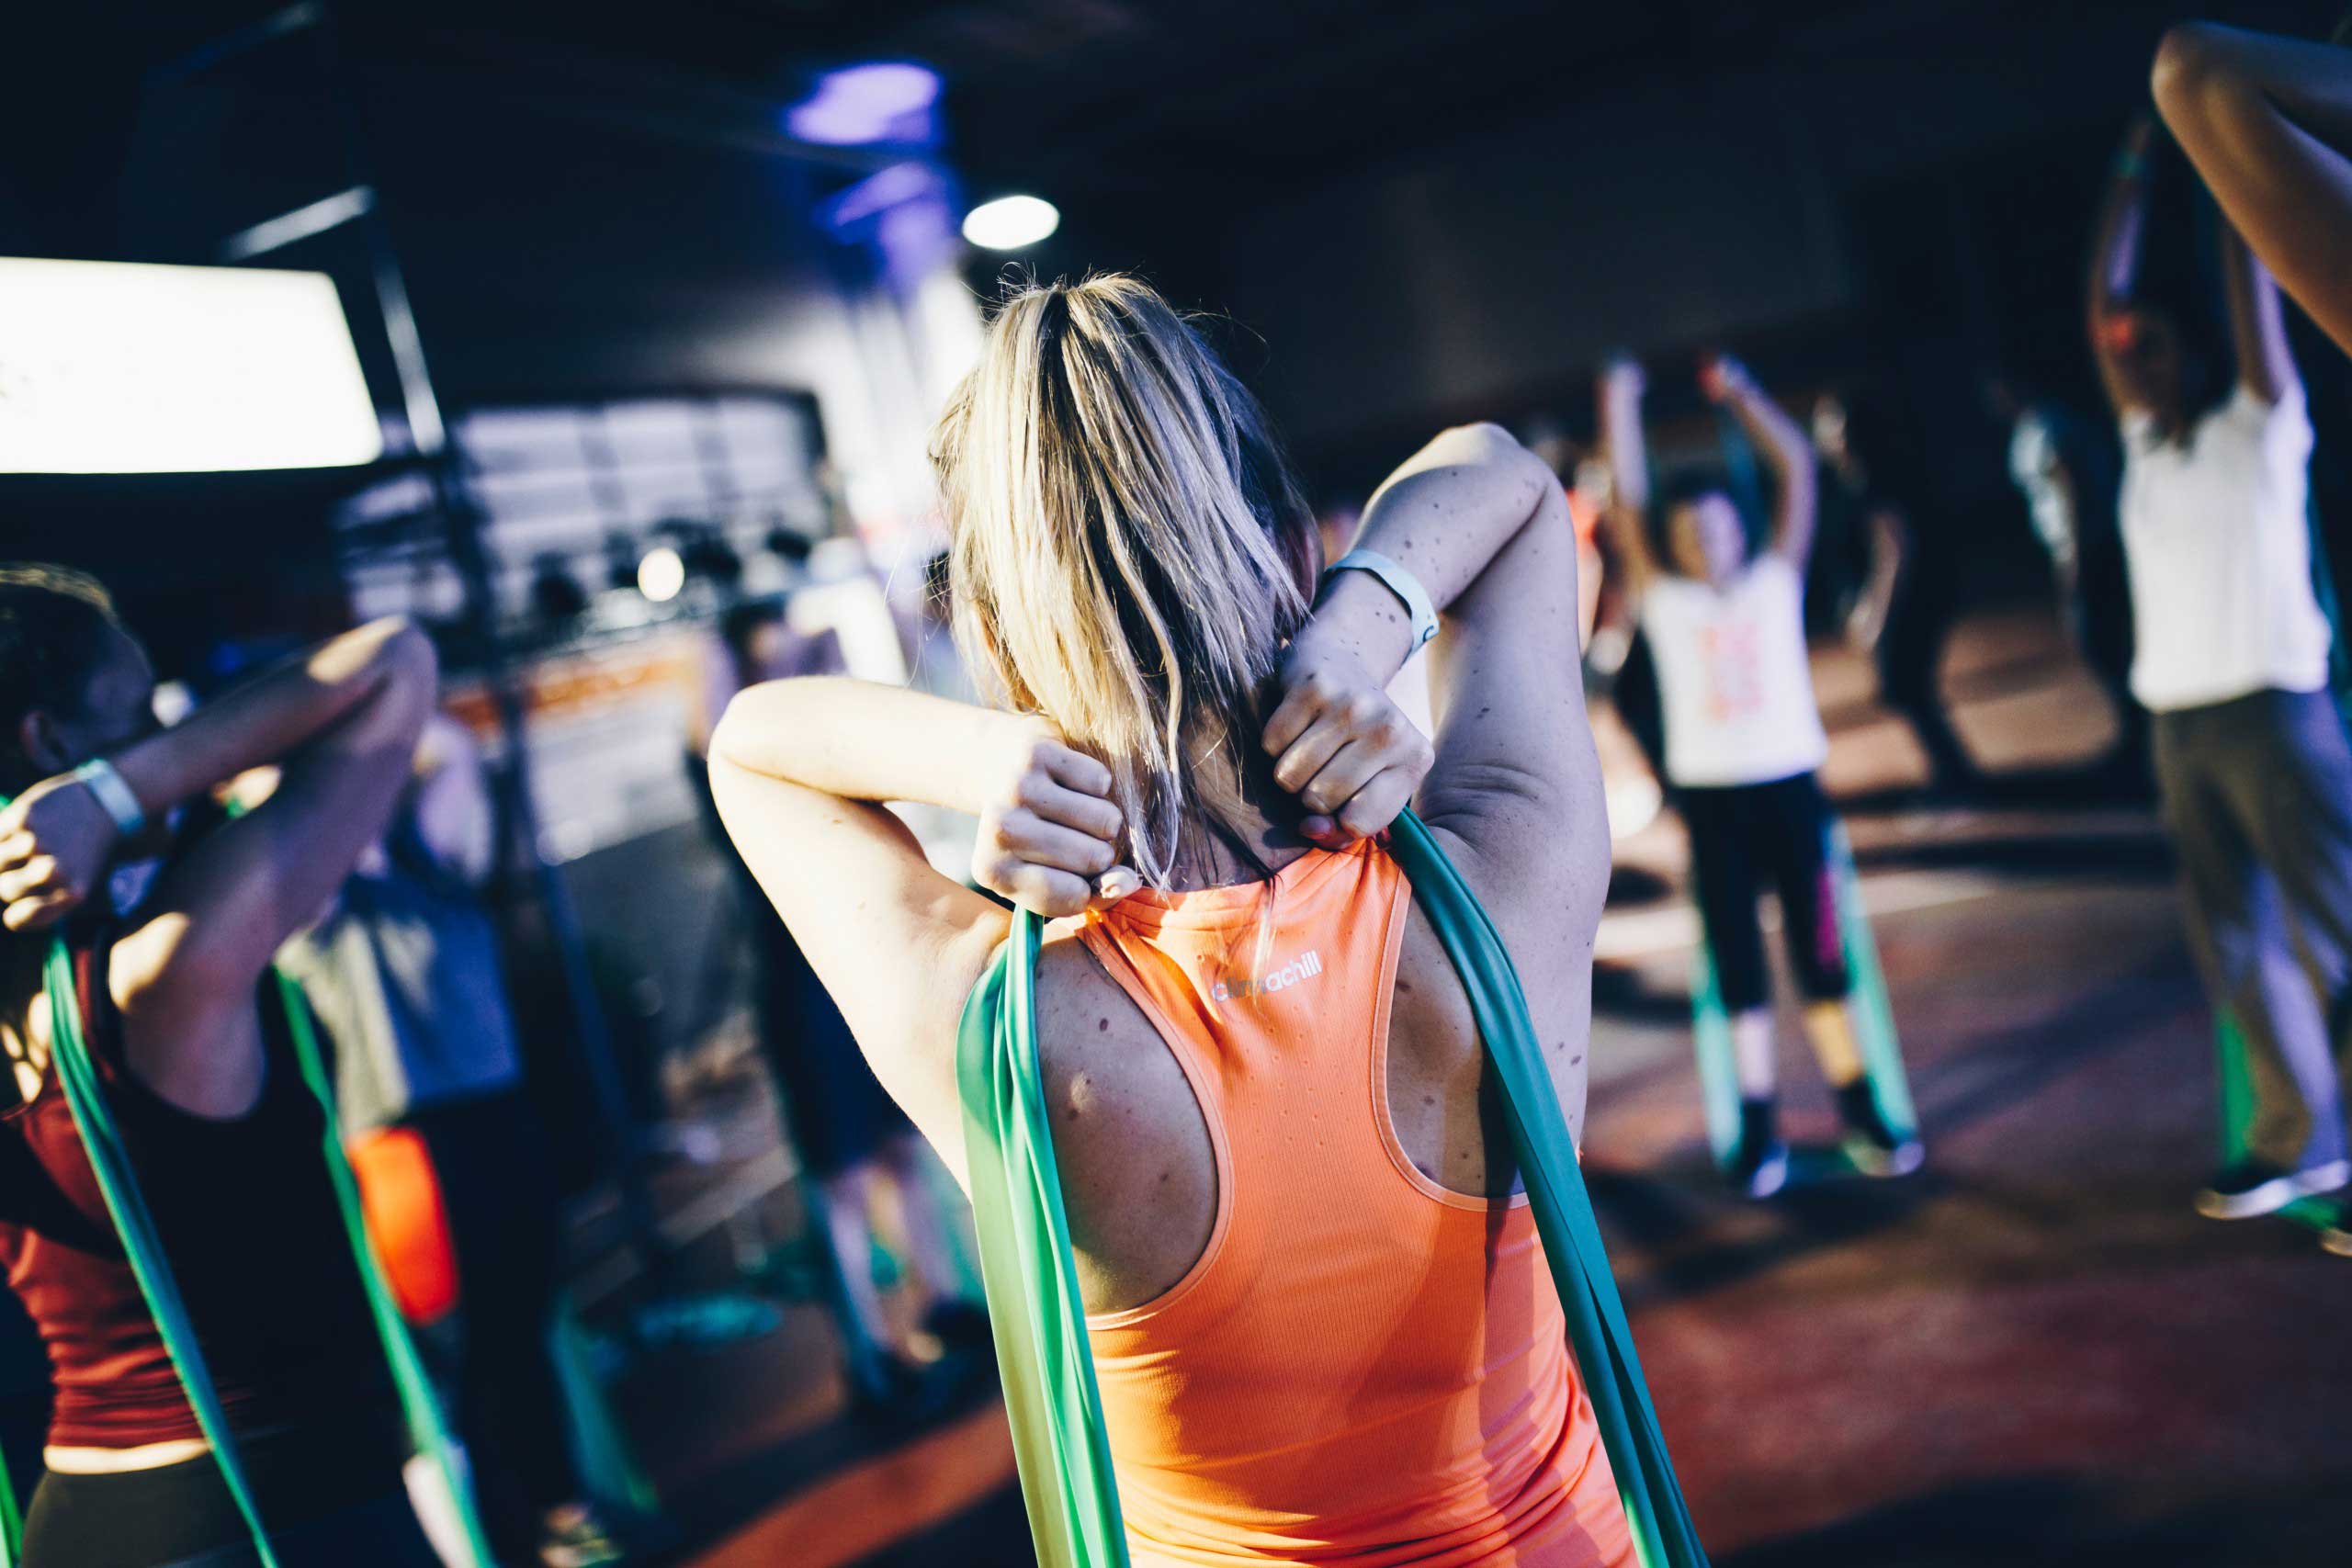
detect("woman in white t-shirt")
[1599,355,1923,1197]
[2091,119,2352,1232]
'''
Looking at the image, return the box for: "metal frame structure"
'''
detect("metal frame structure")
[145,1,660,1275]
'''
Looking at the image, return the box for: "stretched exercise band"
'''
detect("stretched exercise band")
[957,809,1709,1568]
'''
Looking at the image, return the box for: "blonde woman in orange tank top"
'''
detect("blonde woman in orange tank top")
[712,276,1630,1565]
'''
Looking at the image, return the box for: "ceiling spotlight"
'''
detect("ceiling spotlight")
[962,195,1059,251]
[637,546,685,604]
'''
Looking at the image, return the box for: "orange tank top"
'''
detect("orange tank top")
[1054,839,1634,1567]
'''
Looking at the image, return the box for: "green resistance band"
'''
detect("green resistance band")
[0,934,495,1568]
[272,966,496,1566]
[957,809,1710,1568]
[1691,820,1915,1168]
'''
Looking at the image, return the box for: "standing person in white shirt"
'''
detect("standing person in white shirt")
[2091,118,2352,1225]
[1600,355,1924,1197]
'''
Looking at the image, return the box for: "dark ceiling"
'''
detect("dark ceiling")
[7,0,2013,259]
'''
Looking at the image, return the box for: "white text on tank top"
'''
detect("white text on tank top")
[1638,553,1828,788]
[2118,383,2331,712]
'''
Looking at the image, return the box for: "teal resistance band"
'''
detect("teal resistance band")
[957,810,1709,1568]
[0,931,496,1568]
[957,903,1127,1568]
[1690,820,1916,1169]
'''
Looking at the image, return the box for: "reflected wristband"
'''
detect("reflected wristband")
[73,758,146,839]
[1322,548,1439,653]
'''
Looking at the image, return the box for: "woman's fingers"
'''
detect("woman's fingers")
[1261,679,1330,757]
[1296,737,1389,818]
[1034,742,1114,798]
[1334,766,1422,840]
[1022,777,1123,841]
[996,808,1118,878]
[1271,711,1353,799]
[984,860,1096,919]
[0,857,59,907]
[3,889,74,933]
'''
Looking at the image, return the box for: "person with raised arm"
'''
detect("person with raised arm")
[2088,118,2352,1230]
[0,568,446,1565]
[1598,354,1922,1198]
[711,276,1634,1564]
[2153,17,2352,362]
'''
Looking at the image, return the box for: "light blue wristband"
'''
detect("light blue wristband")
[73,758,146,838]
[1322,548,1439,651]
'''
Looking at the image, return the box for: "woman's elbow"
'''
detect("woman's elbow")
[2152,22,2235,128]
[385,620,439,687]
[709,681,797,772]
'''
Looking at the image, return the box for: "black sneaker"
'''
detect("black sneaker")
[1834,1081,1925,1178]
[2195,1156,2352,1221]
[1726,1098,1790,1200]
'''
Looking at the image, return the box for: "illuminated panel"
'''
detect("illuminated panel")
[0,256,383,473]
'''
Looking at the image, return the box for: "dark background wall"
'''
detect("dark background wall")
[9,0,2352,617]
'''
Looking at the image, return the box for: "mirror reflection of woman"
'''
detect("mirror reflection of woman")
[0,568,446,1567]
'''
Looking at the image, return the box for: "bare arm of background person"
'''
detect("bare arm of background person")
[2156,21,2352,362]
[1703,354,1819,566]
[2087,118,2160,421]
[1594,357,1657,604]
[2220,220,2301,407]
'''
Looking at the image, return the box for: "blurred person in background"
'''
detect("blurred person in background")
[1983,370,2143,777]
[2089,118,2352,1230]
[1814,387,1982,795]
[688,598,979,1410]
[0,569,445,1566]
[279,715,625,1568]
[1600,355,1924,1197]
[711,276,1634,1565]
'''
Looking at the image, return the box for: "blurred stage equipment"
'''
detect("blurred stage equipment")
[0,257,381,474]
[963,194,1061,250]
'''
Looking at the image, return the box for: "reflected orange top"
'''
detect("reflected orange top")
[1055,839,1633,1567]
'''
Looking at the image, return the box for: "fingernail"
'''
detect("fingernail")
[1095,865,1141,903]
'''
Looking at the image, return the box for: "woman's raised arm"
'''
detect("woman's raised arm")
[2156,22,2352,362]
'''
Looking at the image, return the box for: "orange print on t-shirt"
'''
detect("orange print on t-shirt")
[1699,619,1764,722]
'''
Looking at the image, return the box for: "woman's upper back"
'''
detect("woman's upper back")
[1033,839,1629,1564]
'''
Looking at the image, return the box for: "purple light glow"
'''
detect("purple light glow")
[786,62,942,147]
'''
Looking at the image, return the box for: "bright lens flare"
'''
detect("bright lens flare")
[637,547,686,603]
[961,195,1059,250]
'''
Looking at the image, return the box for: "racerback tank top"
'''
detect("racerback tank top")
[1054,838,1633,1566]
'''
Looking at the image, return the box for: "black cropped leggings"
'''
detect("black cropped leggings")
[1680,771,1851,1015]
